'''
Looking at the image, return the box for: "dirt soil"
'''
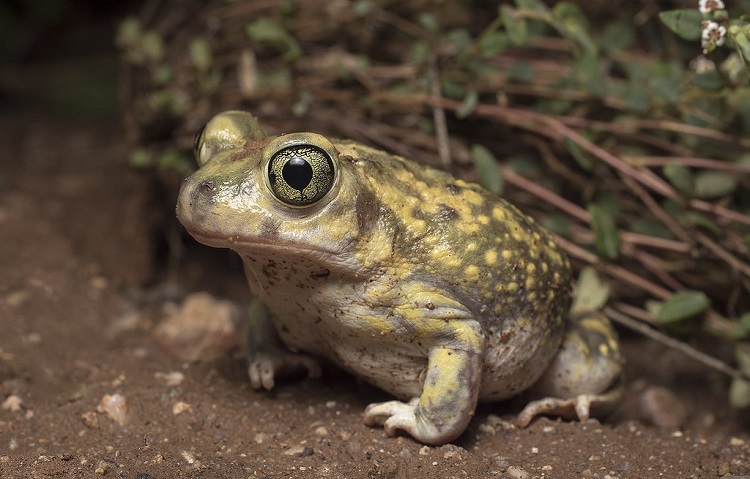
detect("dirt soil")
[2,44,750,479]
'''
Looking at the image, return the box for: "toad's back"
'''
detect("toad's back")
[327,140,572,400]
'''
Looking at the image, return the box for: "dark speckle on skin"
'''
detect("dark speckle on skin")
[259,217,280,239]
[310,269,330,279]
[355,187,382,235]
[446,183,462,195]
[438,205,459,220]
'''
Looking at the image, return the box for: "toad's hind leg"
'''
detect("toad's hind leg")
[516,311,624,427]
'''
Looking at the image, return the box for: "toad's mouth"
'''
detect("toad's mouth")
[183,227,358,270]
[187,228,324,255]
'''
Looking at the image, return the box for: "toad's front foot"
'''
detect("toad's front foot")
[364,397,468,446]
[247,349,321,390]
[364,398,419,436]
[362,343,482,445]
[245,298,321,390]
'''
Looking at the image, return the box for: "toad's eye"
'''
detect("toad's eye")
[193,124,207,164]
[192,111,267,166]
[266,143,336,207]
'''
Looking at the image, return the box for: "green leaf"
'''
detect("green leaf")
[691,70,725,91]
[352,0,374,17]
[507,61,533,83]
[682,211,721,234]
[514,0,549,12]
[624,78,652,113]
[479,31,509,57]
[471,144,504,194]
[737,343,750,372]
[500,5,529,46]
[594,190,621,217]
[507,154,542,175]
[552,2,597,56]
[599,21,635,52]
[140,31,164,63]
[588,203,620,260]
[565,137,595,171]
[707,312,750,340]
[410,41,430,66]
[663,163,694,196]
[541,214,572,237]
[573,54,605,97]
[292,90,312,117]
[571,267,610,314]
[729,344,750,408]
[727,87,750,137]
[729,24,750,65]
[456,90,478,118]
[729,377,750,408]
[656,290,710,324]
[246,17,301,61]
[649,62,683,104]
[419,13,439,33]
[128,148,154,169]
[628,218,674,239]
[693,171,738,198]
[447,28,472,59]
[151,65,172,86]
[154,148,194,175]
[189,37,212,72]
[659,9,703,41]
[116,17,141,47]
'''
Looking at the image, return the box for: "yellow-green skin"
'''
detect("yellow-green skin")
[177,111,623,445]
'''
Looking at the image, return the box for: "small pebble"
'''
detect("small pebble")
[172,401,191,415]
[479,414,515,435]
[282,445,306,456]
[180,450,197,465]
[299,447,315,458]
[494,457,509,472]
[155,371,185,387]
[1,395,22,412]
[154,292,241,361]
[730,437,746,446]
[97,394,128,426]
[6,289,30,307]
[94,460,111,475]
[638,385,688,429]
[81,411,100,429]
[507,465,530,479]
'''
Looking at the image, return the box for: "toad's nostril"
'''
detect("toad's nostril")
[199,180,216,195]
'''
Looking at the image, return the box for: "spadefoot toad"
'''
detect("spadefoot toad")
[176,110,623,445]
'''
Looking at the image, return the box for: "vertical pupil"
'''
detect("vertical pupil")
[282,156,313,191]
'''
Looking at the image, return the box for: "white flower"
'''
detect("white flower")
[699,0,726,14]
[701,20,727,53]
[690,55,715,74]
